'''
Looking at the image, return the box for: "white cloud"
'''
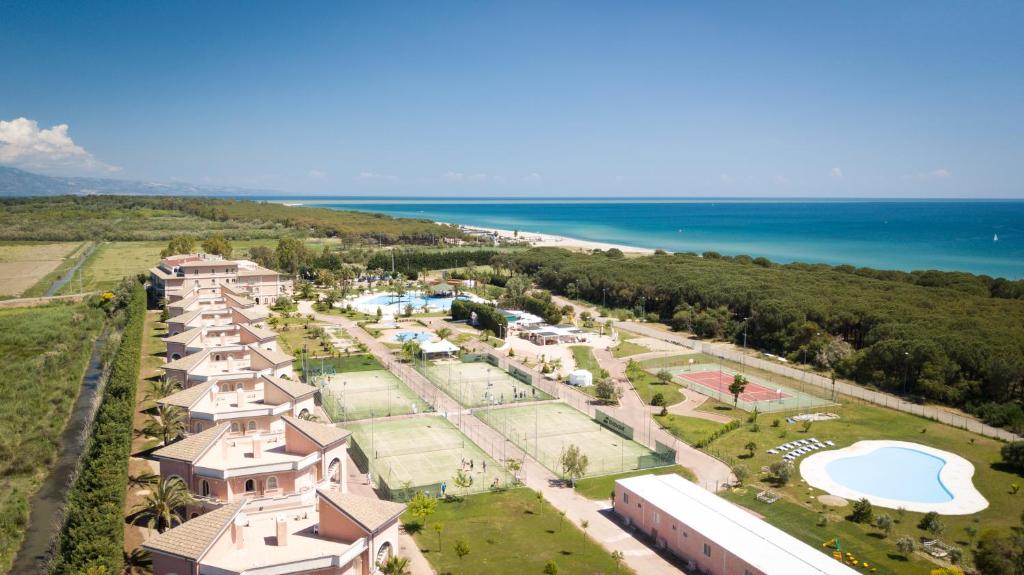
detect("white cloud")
[0,117,119,173]
[354,171,397,182]
[443,170,466,181]
[523,172,544,183]
[308,169,326,180]
[830,167,843,178]
[904,168,952,181]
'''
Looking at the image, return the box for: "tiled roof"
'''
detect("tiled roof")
[283,416,350,448]
[263,375,316,399]
[168,308,203,325]
[239,323,277,340]
[153,422,229,463]
[149,266,173,279]
[248,344,293,365]
[143,500,246,561]
[234,307,268,321]
[237,266,279,276]
[157,380,214,409]
[164,326,204,344]
[317,490,406,533]
[162,349,209,371]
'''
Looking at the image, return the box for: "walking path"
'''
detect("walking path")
[551,295,1020,442]
[301,302,689,574]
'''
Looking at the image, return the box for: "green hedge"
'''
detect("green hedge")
[451,299,507,335]
[51,283,146,575]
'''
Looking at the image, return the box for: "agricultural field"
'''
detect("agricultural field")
[0,241,83,297]
[0,301,105,572]
[403,489,634,574]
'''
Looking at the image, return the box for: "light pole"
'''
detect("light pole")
[602,287,607,309]
[903,351,910,395]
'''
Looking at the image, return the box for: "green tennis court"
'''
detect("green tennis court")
[418,358,553,407]
[320,369,430,421]
[347,416,502,501]
[658,362,836,413]
[476,403,669,477]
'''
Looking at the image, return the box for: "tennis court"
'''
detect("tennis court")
[476,403,669,477]
[418,358,553,407]
[661,362,836,413]
[319,369,430,422]
[347,416,502,501]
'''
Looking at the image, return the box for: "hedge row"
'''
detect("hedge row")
[451,299,507,335]
[51,283,146,575]
[365,249,500,276]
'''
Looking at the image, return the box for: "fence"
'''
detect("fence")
[617,321,1021,442]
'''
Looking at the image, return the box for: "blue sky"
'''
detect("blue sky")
[1,1,1021,197]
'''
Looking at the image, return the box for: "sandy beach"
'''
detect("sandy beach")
[455,224,655,254]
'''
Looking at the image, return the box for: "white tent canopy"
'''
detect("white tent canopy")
[419,339,460,356]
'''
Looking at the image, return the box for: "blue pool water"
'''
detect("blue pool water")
[364,293,469,310]
[394,331,432,343]
[825,447,953,503]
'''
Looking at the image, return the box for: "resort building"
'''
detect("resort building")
[150,253,293,305]
[614,474,860,575]
[162,343,294,388]
[157,375,317,434]
[154,415,351,511]
[165,322,278,361]
[143,489,406,575]
[519,324,588,346]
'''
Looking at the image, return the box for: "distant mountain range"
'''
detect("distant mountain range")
[0,166,278,197]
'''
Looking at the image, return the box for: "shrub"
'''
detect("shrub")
[651,393,665,406]
[850,498,874,524]
[1001,441,1024,473]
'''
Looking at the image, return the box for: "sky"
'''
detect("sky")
[0,1,1022,198]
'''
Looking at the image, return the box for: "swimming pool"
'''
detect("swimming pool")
[363,293,470,311]
[394,331,433,343]
[801,440,988,514]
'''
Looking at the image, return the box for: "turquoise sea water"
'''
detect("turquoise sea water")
[270,198,1024,278]
[824,446,953,503]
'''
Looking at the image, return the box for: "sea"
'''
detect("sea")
[256,198,1024,279]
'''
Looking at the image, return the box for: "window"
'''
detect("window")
[235,383,244,391]
[230,422,240,433]
[201,480,210,496]
[266,476,278,490]
[703,543,712,558]
[171,353,181,360]
[622,493,629,504]
[247,420,257,432]
[215,354,222,361]
[653,511,660,525]
[244,479,255,492]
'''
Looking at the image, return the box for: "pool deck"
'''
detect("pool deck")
[800,440,988,515]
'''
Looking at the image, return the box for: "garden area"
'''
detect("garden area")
[402,489,633,574]
[573,465,694,501]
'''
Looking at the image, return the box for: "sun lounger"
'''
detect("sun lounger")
[826,440,835,446]
[767,449,778,455]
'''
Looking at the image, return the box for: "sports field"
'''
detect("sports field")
[476,403,668,477]
[319,369,429,421]
[418,358,552,407]
[347,416,501,501]
[661,362,836,413]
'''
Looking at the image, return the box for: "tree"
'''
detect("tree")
[594,378,620,404]
[919,511,946,536]
[850,498,874,524]
[275,237,309,275]
[1001,441,1024,472]
[160,235,195,257]
[543,560,559,575]
[145,376,181,402]
[729,374,748,407]
[974,528,1023,575]
[122,546,152,575]
[875,513,894,538]
[656,370,673,385]
[895,536,916,558]
[744,441,757,458]
[611,550,625,573]
[650,392,665,406]
[436,327,453,340]
[581,519,589,540]
[559,444,590,486]
[505,274,531,303]
[454,538,470,564]
[407,491,437,526]
[400,340,421,363]
[131,477,195,533]
[201,234,232,257]
[769,461,793,485]
[378,556,411,575]
[296,280,315,300]
[142,404,186,446]
[732,464,749,486]
[453,469,474,497]
[433,522,445,552]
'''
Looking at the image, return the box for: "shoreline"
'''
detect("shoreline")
[448,222,656,254]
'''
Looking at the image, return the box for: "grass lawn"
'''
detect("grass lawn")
[404,489,634,575]
[654,413,731,445]
[271,314,322,356]
[611,339,648,358]
[574,465,695,501]
[700,399,1022,575]
[569,345,603,374]
[624,360,685,406]
[0,301,105,573]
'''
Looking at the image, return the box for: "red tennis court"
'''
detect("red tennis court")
[677,370,792,402]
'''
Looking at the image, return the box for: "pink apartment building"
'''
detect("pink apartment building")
[150,253,293,305]
[614,474,859,575]
[157,375,317,435]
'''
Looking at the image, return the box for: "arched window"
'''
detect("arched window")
[171,353,181,360]
[298,408,310,419]
[376,542,394,565]
[266,476,278,491]
[235,383,244,391]
[201,480,210,496]
[247,420,257,432]
[244,479,255,492]
[215,354,222,361]
[328,458,342,483]
[230,421,240,433]
[194,422,205,433]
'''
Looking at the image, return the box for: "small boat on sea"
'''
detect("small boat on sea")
[994,234,999,242]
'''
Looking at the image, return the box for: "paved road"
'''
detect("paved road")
[551,295,1020,442]
[302,302,688,574]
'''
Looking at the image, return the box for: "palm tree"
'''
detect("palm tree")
[122,547,153,575]
[145,376,181,402]
[378,555,411,575]
[132,477,195,533]
[436,327,453,341]
[142,404,187,445]
[128,471,159,489]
